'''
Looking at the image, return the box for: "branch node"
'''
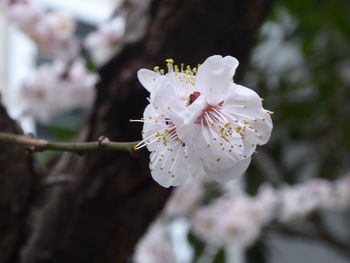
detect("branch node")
[98,136,110,147]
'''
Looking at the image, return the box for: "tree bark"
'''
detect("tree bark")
[20,0,274,262]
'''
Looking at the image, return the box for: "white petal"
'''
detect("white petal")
[204,157,252,183]
[227,84,263,110]
[166,72,196,100]
[149,143,190,187]
[137,69,160,92]
[250,110,273,145]
[150,78,186,119]
[190,124,242,171]
[176,94,207,142]
[223,55,239,76]
[196,55,238,105]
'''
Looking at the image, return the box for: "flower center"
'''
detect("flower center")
[195,102,223,125]
[188,91,201,105]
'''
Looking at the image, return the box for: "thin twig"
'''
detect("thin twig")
[0,132,138,153]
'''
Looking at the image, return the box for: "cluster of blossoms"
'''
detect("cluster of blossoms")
[8,1,78,59]
[192,174,350,247]
[133,55,273,187]
[134,174,350,263]
[84,16,125,66]
[20,59,98,122]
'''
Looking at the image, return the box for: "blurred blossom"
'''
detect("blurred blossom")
[85,16,125,66]
[254,184,279,224]
[332,175,350,209]
[134,222,176,263]
[20,59,98,122]
[192,195,262,247]
[9,2,79,59]
[277,184,318,222]
[164,176,204,218]
[191,175,350,247]
[303,179,334,209]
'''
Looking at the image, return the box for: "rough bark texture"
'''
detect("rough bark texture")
[8,0,274,262]
[0,103,38,263]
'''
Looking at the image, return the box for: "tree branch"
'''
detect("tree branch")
[0,132,138,153]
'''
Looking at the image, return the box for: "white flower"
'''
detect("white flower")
[192,195,263,247]
[20,59,98,122]
[9,3,78,59]
[133,55,273,187]
[278,184,319,222]
[332,175,350,209]
[84,17,125,66]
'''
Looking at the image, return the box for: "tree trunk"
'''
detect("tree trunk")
[1,0,275,262]
[0,103,38,263]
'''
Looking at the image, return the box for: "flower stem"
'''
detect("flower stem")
[0,132,138,153]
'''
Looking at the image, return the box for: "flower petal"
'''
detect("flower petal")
[204,157,252,183]
[150,78,186,120]
[196,55,238,105]
[137,69,161,92]
[149,143,190,187]
[226,84,263,110]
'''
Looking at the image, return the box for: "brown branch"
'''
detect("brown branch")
[0,132,138,153]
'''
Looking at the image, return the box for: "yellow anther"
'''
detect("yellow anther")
[153,66,159,71]
[160,69,165,74]
[269,111,274,115]
[166,58,174,63]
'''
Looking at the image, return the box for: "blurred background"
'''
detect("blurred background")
[0,0,349,263]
